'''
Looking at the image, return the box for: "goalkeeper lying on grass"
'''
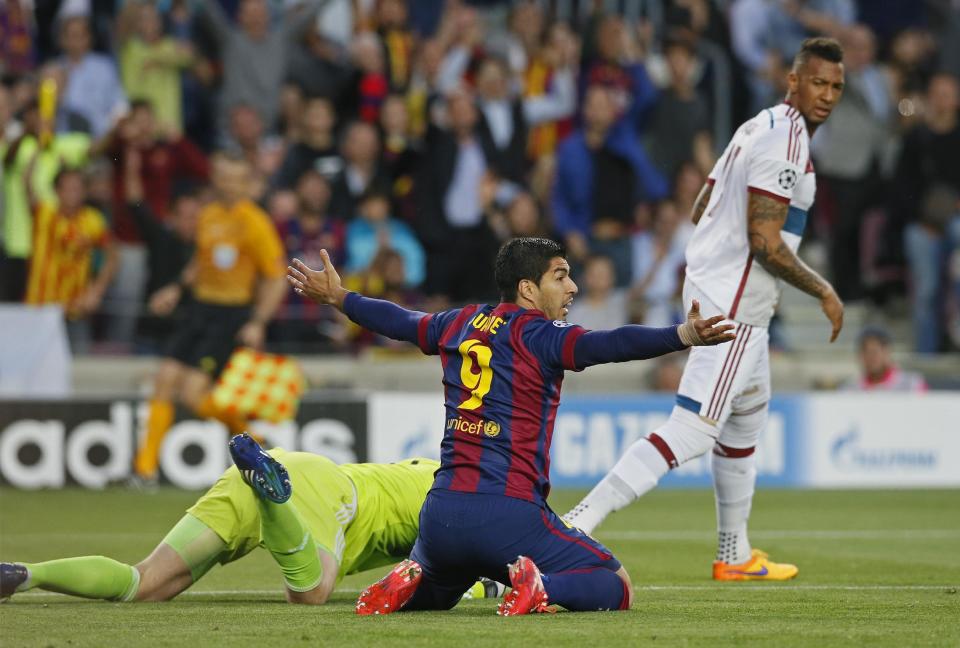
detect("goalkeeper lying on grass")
[1,434,498,604]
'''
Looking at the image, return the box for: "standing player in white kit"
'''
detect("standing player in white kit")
[564,37,846,581]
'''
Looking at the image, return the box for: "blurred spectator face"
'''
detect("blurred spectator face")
[358,195,390,222]
[21,102,41,136]
[85,161,112,205]
[296,170,331,214]
[343,122,380,165]
[229,105,264,148]
[238,0,270,40]
[674,162,705,205]
[55,171,86,213]
[890,29,935,70]
[447,90,478,134]
[583,85,617,132]
[842,25,876,72]
[510,2,543,45]
[788,55,845,126]
[507,193,540,236]
[417,39,444,80]
[380,95,409,136]
[377,0,408,29]
[454,6,484,46]
[303,97,335,137]
[860,336,892,381]
[212,155,253,203]
[136,2,163,42]
[280,84,304,132]
[584,256,616,297]
[129,103,157,143]
[476,58,510,100]
[353,33,385,74]
[927,74,960,120]
[380,249,407,289]
[653,200,680,239]
[665,43,695,88]
[60,17,92,59]
[171,194,201,241]
[269,190,299,223]
[596,16,625,63]
[543,23,579,68]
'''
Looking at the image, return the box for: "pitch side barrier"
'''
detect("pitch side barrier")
[0,393,957,489]
[0,396,367,489]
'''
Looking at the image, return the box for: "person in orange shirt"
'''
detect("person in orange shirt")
[23,157,119,353]
[133,151,288,483]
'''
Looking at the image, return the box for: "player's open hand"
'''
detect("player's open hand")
[677,299,737,347]
[287,251,347,308]
[821,289,844,343]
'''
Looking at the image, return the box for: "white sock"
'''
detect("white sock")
[564,437,670,534]
[712,451,756,564]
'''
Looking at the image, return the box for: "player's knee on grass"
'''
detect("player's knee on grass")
[284,553,336,605]
[616,566,634,609]
[134,544,194,601]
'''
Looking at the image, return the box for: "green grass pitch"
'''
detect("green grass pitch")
[1,487,958,647]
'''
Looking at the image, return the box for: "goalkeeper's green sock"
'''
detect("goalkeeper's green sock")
[20,556,140,601]
[257,499,323,592]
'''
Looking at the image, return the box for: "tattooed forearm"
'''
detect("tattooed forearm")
[746,192,830,298]
[691,183,714,225]
[748,233,829,298]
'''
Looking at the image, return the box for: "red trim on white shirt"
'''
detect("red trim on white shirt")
[747,186,790,204]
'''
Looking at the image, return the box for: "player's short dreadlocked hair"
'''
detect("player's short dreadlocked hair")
[793,37,844,70]
[495,237,566,302]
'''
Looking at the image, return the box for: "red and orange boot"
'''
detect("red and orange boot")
[497,556,552,616]
[356,559,423,615]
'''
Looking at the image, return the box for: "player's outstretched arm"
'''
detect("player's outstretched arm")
[747,192,844,342]
[287,252,428,346]
[573,304,735,369]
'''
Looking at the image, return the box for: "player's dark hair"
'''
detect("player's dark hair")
[495,237,565,302]
[793,37,843,70]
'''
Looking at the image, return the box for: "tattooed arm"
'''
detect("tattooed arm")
[746,191,844,342]
[690,183,713,225]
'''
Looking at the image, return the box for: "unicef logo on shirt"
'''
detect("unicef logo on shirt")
[778,168,798,191]
[552,320,572,328]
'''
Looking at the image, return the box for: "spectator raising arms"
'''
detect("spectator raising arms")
[23,153,118,354]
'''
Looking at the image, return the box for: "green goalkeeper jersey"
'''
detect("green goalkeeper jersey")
[339,458,438,576]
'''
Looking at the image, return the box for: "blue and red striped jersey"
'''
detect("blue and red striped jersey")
[414,302,586,503]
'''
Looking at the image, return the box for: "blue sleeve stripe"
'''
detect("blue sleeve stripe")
[765,109,774,128]
[782,206,808,236]
[676,394,702,414]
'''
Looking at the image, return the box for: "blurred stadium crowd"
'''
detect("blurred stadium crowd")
[1,0,958,357]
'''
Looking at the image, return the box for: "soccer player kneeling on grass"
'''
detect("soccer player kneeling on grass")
[287,237,733,615]
[1,436,499,605]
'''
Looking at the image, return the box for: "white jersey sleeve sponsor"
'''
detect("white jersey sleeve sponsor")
[685,104,815,327]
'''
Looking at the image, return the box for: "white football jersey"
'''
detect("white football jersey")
[685,103,815,327]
